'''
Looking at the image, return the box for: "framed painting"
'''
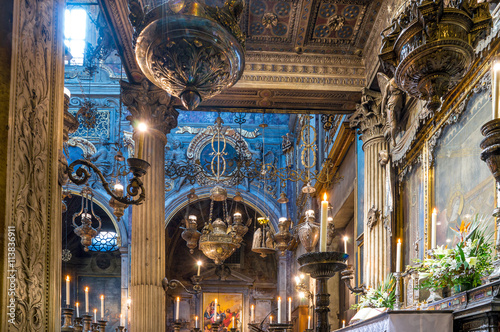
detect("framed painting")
[202,293,243,332]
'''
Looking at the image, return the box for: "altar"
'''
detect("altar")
[335,311,453,332]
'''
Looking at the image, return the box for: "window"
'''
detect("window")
[64,8,87,65]
[88,231,119,252]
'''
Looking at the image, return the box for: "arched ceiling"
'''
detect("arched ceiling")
[97,0,395,113]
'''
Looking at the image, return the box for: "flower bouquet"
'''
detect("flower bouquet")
[351,274,396,310]
[415,216,493,294]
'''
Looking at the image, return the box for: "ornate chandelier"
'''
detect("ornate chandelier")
[196,186,250,265]
[129,0,245,110]
[379,0,491,112]
[72,186,102,252]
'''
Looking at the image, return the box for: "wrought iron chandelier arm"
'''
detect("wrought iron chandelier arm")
[67,159,146,205]
[162,277,201,295]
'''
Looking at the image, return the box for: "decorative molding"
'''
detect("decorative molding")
[349,88,385,143]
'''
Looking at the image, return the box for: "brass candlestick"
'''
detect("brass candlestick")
[174,321,182,332]
[82,315,92,332]
[298,252,348,332]
[269,323,293,332]
[115,327,126,332]
[74,317,83,332]
[211,322,220,332]
[97,320,107,332]
[394,272,403,310]
[62,307,75,331]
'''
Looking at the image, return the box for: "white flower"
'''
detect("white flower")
[466,257,477,267]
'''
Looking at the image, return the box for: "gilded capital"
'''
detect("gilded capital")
[121,80,179,137]
[349,88,385,143]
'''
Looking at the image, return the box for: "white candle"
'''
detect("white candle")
[343,236,348,254]
[195,316,199,328]
[136,122,147,159]
[277,297,281,323]
[342,320,345,328]
[270,315,273,325]
[396,239,402,272]
[76,302,80,317]
[288,297,292,322]
[197,261,202,276]
[307,315,311,329]
[66,276,70,306]
[320,193,328,251]
[176,297,180,320]
[85,287,89,313]
[93,309,97,323]
[100,295,104,319]
[232,316,235,328]
[431,208,437,249]
[493,58,500,119]
[251,304,254,322]
[120,313,124,326]
[214,298,217,318]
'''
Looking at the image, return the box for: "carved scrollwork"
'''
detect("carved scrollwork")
[349,88,385,143]
[366,206,380,230]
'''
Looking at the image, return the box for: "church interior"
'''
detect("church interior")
[3,0,500,331]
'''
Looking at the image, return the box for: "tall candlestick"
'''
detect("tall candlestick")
[85,287,89,313]
[493,57,500,119]
[76,302,80,317]
[136,122,147,159]
[93,309,97,323]
[307,315,311,329]
[120,313,124,326]
[288,297,292,322]
[343,236,348,254]
[176,297,180,321]
[197,260,202,276]
[320,193,329,251]
[66,275,70,306]
[250,304,254,322]
[396,239,402,272]
[195,316,199,328]
[277,297,281,323]
[431,208,437,249]
[100,295,104,319]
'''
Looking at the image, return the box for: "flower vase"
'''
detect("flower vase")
[426,288,442,303]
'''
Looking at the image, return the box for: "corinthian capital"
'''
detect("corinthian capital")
[121,80,179,136]
[349,88,385,143]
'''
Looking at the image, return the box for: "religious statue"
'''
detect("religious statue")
[265,231,274,249]
[378,73,406,146]
[252,228,262,249]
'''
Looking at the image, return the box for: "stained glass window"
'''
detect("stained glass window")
[88,231,119,252]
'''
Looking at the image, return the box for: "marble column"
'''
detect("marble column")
[119,246,129,330]
[349,88,390,287]
[0,0,65,330]
[122,80,178,332]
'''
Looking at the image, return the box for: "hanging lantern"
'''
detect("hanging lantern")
[274,217,292,256]
[251,217,276,258]
[297,210,319,252]
[181,215,201,254]
[72,186,102,252]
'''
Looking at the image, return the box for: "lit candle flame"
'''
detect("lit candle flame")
[323,193,327,201]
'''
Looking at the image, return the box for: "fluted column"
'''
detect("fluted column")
[350,88,390,287]
[122,80,178,332]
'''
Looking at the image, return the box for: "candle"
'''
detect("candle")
[136,122,147,159]
[251,304,255,322]
[214,298,217,318]
[319,193,329,251]
[232,316,235,328]
[176,297,180,321]
[431,208,437,249]
[100,295,104,319]
[195,316,199,328]
[76,302,80,317]
[93,308,97,323]
[114,182,124,197]
[493,57,500,119]
[343,236,348,254]
[396,239,402,272]
[84,287,89,313]
[270,315,273,324]
[307,315,311,329]
[342,320,345,328]
[288,297,292,322]
[277,297,281,323]
[65,275,70,306]
[120,313,124,326]
[197,260,202,276]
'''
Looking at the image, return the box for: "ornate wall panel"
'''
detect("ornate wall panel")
[433,92,495,245]
[1,0,65,331]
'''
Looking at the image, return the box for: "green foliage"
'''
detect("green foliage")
[351,274,396,310]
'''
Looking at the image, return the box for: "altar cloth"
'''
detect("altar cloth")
[335,310,453,332]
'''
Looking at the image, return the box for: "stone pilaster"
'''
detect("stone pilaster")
[121,80,178,332]
[349,88,390,287]
[119,246,129,330]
